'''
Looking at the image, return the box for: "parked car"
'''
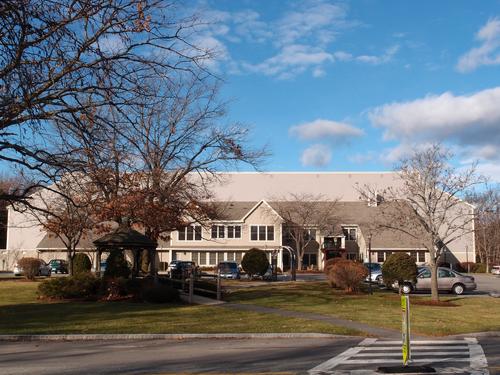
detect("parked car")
[395,267,476,295]
[364,263,382,283]
[48,259,68,274]
[14,259,52,277]
[168,261,196,279]
[491,265,500,276]
[217,261,240,279]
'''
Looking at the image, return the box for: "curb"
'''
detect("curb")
[0,333,353,342]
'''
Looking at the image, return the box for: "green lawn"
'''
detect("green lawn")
[226,281,500,336]
[0,281,359,335]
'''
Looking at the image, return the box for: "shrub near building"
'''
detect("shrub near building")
[17,257,42,280]
[382,253,418,291]
[72,253,92,275]
[327,259,368,293]
[241,248,269,279]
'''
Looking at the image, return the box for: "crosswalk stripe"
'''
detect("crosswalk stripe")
[308,338,489,375]
[354,351,469,357]
[361,345,469,350]
[373,340,471,345]
[344,358,471,364]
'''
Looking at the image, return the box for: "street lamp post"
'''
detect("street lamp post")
[368,233,373,295]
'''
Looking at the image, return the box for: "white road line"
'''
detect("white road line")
[354,351,469,357]
[344,358,471,364]
[307,338,380,374]
[308,346,366,374]
[362,345,469,350]
[467,338,490,375]
[307,337,489,374]
[373,340,472,344]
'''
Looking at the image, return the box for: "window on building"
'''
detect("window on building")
[192,252,199,264]
[417,251,426,263]
[217,251,224,263]
[347,253,358,261]
[227,225,241,239]
[179,225,202,241]
[251,226,258,241]
[377,251,385,263]
[267,226,274,241]
[342,227,357,241]
[209,252,217,265]
[251,225,274,241]
[211,225,225,239]
[227,252,235,261]
[304,229,316,241]
[235,252,243,263]
[200,252,207,265]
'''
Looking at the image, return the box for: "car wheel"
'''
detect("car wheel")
[401,284,412,294]
[452,283,465,295]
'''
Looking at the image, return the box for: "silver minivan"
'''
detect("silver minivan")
[399,267,476,295]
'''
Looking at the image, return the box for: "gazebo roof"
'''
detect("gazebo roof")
[93,225,157,249]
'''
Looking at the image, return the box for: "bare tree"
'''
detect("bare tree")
[358,144,484,301]
[270,193,338,281]
[0,0,212,202]
[19,177,95,275]
[468,187,500,272]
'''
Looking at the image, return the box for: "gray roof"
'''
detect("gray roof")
[37,232,96,250]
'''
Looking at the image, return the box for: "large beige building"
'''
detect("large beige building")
[1,172,476,271]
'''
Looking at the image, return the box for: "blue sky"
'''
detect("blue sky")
[192,0,500,181]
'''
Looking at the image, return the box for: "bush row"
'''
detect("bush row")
[38,274,179,303]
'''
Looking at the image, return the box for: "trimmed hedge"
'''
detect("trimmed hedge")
[241,248,269,278]
[38,273,101,299]
[73,253,92,275]
[382,253,418,288]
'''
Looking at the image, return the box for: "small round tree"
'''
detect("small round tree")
[104,250,131,279]
[382,253,418,292]
[73,253,92,275]
[241,248,269,279]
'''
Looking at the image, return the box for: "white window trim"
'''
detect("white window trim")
[249,224,275,242]
[178,225,203,242]
[226,225,242,240]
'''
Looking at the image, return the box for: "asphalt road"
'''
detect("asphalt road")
[0,336,498,374]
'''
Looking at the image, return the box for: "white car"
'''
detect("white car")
[492,265,500,276]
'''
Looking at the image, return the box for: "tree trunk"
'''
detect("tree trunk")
[67,249,74,276]
[430,259,439,301]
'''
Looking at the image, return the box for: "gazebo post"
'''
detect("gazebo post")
[149,247,158,282]
[132,249,140,278]
[96,249,102,277]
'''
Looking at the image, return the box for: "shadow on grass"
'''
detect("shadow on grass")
[0,300,186,334]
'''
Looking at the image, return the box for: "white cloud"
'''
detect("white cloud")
[457,17,500,72]
[369,87,500,151]
[276,2,347,47]
[356,45,399,65]
[289,119,365,141]
[243,44,334,79]
[473,162,500,183]
[300,144,332,167]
